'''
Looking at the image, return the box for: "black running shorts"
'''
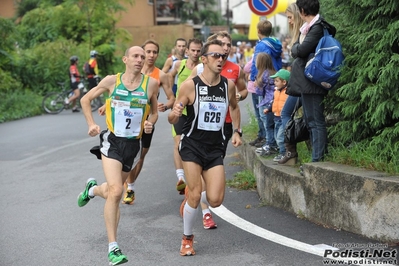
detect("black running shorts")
[100,130,141,172]
[179,136,224,170]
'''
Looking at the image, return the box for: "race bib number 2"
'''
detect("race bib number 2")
[112,100,143,137]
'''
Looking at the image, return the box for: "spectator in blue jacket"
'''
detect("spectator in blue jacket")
[250,20,282,154]
[250,20,282,83]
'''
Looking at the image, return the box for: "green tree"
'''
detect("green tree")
[321,0,399,161]
[0,0,135,122]
[17,4,86,49]
[12,0,133,94]
[15,0,64,18]
[67,0,133,50]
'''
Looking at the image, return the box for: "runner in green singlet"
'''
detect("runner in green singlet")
[77,46,158,266]
[168,38,203,195]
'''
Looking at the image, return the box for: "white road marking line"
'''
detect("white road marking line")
[19,137,94,164]
[211,205,395,266]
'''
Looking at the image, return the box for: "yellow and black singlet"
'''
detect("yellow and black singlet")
[105,73,151,139]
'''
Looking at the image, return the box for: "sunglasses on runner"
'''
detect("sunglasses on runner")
[203,52,227,60]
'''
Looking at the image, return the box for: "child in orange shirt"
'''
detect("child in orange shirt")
[266,69,290,161]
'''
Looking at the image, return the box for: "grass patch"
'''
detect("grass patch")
[226,169,257,190]
[326,142,399,175]
[228,161,244,167]
[242,104,259,142]
[242,106,399,175]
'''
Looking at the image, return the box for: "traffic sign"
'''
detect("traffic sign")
[248,0,278,16]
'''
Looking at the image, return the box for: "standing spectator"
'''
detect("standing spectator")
[253,52,278,155]
[288,0,336,162]
[227,45,239,64]
[278,2,306,165]
[281,40,292,71]
[244,56,266,148]
[269,69,290,161]
[250,19,282,149]
[86,50,99,90]
[250,20,282,82]
[244,42,254,64]
[68,55,81,112]
[237,41,246,67]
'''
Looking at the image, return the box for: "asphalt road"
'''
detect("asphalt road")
[0,94,397,266]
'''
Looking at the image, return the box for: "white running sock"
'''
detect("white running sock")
[202,208,211,216]
[127,182,135,191]
[201,191,210,206]
[88,186,96,198]
[176,169,185,181]
[108,242,118,252]
[183,202,198,236]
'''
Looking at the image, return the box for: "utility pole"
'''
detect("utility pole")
[153,0,157,26]
[226,0,230,33]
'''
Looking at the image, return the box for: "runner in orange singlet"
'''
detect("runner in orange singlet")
[122,40,176,205]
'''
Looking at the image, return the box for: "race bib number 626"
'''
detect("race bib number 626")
[197,102,226,131]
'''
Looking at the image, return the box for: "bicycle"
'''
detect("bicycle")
[42,77,103,114]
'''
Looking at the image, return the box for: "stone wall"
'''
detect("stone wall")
[239,142,399,243]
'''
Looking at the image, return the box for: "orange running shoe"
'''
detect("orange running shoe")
[203,213,217,229]
[180,235,195,256]
[176,179,186,195]
[180,187,188,217]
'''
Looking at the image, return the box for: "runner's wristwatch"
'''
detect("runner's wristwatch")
[234,128,242,137]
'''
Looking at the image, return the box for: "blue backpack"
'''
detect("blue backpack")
[304,28,344,90]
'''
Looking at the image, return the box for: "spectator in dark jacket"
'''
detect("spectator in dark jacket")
[287,0,336,162]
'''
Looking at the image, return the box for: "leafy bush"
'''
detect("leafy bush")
[0,90,42,123]
[0,70,22,94]
[321,0,399,165]
[230,33,248,42]
[13,39,79,95]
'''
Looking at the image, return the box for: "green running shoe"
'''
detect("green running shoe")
[77,178,97,207]
[108,247,128,265]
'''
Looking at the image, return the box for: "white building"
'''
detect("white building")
[221,0,290,39]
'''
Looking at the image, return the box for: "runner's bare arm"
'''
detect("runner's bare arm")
[228,79,242,147]
[236,68,248,101]
[169,60,181,80]
[158,71,176,112]
[167,60,181,92]
[144,77,159,133]
[168,79,193,124]
[161,57,173,73]
[81,75,116,136]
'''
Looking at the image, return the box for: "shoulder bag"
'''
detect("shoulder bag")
[284,98,310,143]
